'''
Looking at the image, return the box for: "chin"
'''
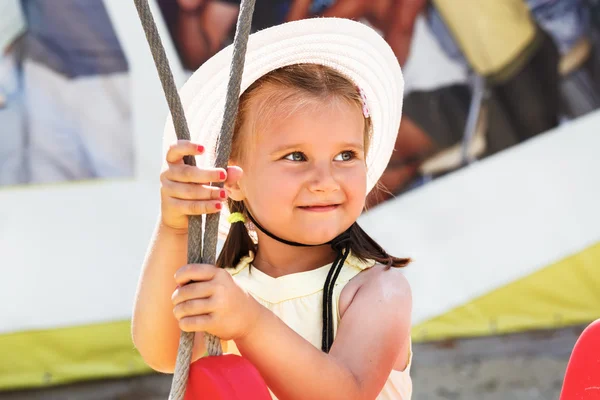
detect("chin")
[296,224,350,245]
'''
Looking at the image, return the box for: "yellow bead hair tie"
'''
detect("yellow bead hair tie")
[227,212,246,224]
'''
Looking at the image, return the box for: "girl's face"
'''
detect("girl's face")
[233,92,367,245]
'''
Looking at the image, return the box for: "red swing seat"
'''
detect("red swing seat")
[184,354,272,400]
[559,319,600,400]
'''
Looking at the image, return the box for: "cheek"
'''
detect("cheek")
[343,167,367,209]
[242,166,297,212]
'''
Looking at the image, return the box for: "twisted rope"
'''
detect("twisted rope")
[133,1,256,398]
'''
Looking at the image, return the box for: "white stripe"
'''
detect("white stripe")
[360,111,600,325]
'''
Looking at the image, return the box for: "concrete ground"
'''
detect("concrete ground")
[0,325,583,400]
[409,326,580,400]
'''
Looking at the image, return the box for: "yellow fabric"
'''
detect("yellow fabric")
[413,241,600,342]
[432,0,537,78]
[224,252,413,400]
[227,212,247,224]
[0,320,152,391]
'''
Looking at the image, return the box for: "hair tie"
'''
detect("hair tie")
[227,212,247,224]
[357,86,370,118]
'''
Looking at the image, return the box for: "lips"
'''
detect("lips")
[298,204,340,212]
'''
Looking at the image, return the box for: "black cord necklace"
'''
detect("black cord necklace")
[246,211,352,353]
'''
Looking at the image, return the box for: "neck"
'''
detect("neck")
[253,231,337,278]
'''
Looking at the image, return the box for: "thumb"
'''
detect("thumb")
[225,166,243,186]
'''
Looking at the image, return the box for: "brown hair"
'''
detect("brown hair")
[216,64,410,269]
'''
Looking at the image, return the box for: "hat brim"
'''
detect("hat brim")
[162,17,404,239]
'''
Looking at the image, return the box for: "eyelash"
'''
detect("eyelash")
[283,150,358,162]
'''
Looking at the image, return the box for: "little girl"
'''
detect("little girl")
[132,18,413,399]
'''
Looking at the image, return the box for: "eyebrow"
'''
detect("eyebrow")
[270,141,365,154]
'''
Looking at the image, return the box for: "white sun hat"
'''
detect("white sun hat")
[162,17,404,238]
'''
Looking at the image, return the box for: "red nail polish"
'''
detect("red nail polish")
[219,171,226,180]
[220,190,227,199]
[215,202,222,210]
[197,145,204,153]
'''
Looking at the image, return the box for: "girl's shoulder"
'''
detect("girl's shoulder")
[339,263,412,321]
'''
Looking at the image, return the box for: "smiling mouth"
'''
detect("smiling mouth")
[298,204,340,212]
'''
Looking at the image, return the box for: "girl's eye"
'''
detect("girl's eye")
[284,151,307,162]
[334,150,357,162]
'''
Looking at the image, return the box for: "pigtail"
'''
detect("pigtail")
[349,223,410,268]
[216,200,256,269]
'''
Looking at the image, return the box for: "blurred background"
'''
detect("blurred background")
[1,0,599,399]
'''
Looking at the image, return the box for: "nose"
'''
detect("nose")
[307,161,340,193]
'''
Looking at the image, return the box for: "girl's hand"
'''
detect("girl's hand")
[160,140,242,233]
[171,263,264,341]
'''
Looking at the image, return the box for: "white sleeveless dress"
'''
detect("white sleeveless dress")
[222,252,413,399]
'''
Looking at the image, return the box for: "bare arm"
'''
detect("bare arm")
[285,0,313,22]
[384,0,427,66]
[131,221,207,372]
[236,266,412,399]
[320,0,369,20]
[131,140,236,372]
[175,2,239,70]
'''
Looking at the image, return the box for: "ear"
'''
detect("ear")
[224,165,245,201]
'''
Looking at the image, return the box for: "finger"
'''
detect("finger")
[162,180,227,201]
[173,298,216,320]
[166,140,205,164]
[164,163,227,184]
[224,166,243,186]
[179,314,213,333]
[167,198,223,216]
[171,281,214,305]
[174,263,219,286]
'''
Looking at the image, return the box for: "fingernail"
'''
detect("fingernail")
[197,145,204,153]
[219,190,227,199]
[219,171,226,180]
[215,202,222,210]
